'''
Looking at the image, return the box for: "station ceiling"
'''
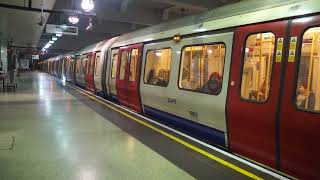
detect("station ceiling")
[0,0,241,57]
[42,0,242,55]
[0,0,55,47]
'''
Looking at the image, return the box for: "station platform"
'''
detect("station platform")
[0,72,287,180]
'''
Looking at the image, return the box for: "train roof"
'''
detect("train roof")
[112,0,320,47]
[75,37,118,55]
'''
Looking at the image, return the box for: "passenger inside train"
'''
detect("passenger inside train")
[179,44,225,94]
[144,48,171,87]
[296,27,320,112]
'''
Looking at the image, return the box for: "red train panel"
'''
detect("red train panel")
[116,44,143,113]
[227,21,288,168]
[85,52,96,93]
[279,15,320,180]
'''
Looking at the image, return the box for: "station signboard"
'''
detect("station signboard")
[46,24,78,36]
[32,55,39,60]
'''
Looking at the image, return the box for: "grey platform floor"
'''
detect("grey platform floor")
[0,72,279,180]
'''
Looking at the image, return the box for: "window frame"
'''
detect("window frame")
[238,31,277,104]
[128,48,139,82]
[118,50,128,80]
[111,51,119,79]
[177,42,227,95]
[94,51,101,76]
[76,55,81,74]
[143,47,172,87]
[293,25,320,114]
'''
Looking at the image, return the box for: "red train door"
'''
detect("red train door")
[117,47,129,107]
[227,21,288,168]
[116,44,143,113]
[279,15,320,180]
[85,52,96,93]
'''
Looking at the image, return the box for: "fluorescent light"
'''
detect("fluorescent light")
[52,36,58,41]
[68,16,79,24]
[81,0,94,12]
[56,33,62,37]
[44,43,52,49]
[49,40,54,44]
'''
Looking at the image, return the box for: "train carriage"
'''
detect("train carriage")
[44,0,320,179]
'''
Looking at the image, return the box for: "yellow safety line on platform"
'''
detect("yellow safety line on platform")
[67,84,263,180]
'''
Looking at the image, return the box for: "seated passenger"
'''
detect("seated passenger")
[296,83,315,110]
[156,69,167,86]
[180,69,191,89]
[201,72,222,95]
[147,69,156,84]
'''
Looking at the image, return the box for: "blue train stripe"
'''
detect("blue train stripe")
[143,105,226,147]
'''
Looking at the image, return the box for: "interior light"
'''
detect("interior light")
[52,36,58,41]
[208,50,213,54]
[68,16,79,24]
[56,33,62,37]
[155,52,162,57]
[49,40,54,44]
[44,43,52,49]
[81,0,94,12]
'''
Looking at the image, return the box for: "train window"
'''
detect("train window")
[179,44,226,95]
[111,52,118,79]
[95,52,101,76]
[119,51,127,80]
[296,27,320,113]
[144,48,172,87]
[81,56,88,74]
[240,32,275,102]
[129,49,139,82]
[76,56,81,74]
[86,56,91,74]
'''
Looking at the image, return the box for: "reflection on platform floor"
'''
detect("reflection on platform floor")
[0,72,194,180]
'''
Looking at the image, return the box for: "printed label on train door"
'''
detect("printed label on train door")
[288,37,297,62]
[276,38,283,62]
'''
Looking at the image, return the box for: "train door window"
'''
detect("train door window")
[179,44,226,95]
[111,52,118,79]
[119,51,127,80]
[240,32,275,102]
[82,56,88,75]
[86,55,91,74]
[76,56,81,73]
[144,48,172,87]
[296,27,320,112]
[129,49,138,82]
[95,52,101,76]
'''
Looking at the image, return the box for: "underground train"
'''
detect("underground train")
[40,0,320,179]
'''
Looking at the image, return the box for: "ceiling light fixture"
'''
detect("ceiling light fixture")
[56,33,62,37]
[49,40,54,44]
[52,36,58,41]
[81,0,94,12]
[68,15,79,24]
[86,17,93,31]
[44,43,51,49]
